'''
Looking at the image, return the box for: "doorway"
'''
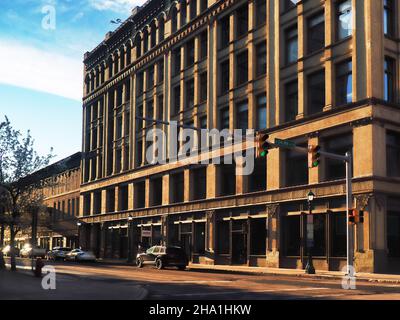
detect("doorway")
[232,232,247,265]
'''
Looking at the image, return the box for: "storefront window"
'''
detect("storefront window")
[217,221,230,254]
[313,214,326,257]
[283,216,301,256]
[153,225,162,246]
[194,223,206,254]
[388,210,400,257]
[250,218,266,255]
[331,213,347,257]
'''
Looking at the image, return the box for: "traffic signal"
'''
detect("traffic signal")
[308,145,321,168]
[348,209,356,224]
[256,133,271,158]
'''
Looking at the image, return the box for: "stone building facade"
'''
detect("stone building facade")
[79,0,400,273]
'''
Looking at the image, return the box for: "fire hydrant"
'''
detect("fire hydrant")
[34,258,44,278]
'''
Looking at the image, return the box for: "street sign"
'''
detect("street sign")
[274,138,296,149]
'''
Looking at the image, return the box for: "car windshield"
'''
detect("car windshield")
[146,247,155,254]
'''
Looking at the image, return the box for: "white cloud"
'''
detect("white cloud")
[88,0,146,14]
[0,39,83,101]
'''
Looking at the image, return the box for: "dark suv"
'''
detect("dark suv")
[136,246,188,270]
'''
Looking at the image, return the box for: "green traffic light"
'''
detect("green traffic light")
[312,161,320,168]
[260,150,267,157]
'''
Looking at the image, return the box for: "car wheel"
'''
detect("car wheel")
[155,259,164,270]
[136,258,143,268]
[178,265,186,271]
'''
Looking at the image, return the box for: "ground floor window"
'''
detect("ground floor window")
[217,221,230,254]
[331,213,346,257]
[313,214,326,257]
[388,211,400,257]
[250,218,266,255]
[283,216,301,256]
[194,222,206,254]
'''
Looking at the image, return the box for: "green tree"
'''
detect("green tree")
[0,117,53,271]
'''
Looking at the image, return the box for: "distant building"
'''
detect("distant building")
[80,0,400,273]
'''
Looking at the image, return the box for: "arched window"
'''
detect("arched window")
[108,56,113,78]
[95,68,100,88]
[85,76,90,94]
[114,52,119,74]
[190,0,197,20]
[90,72,95,91]
[135,34,142,58]
[158,17,165,42]
[100,64,105,83]
[181,1,187,26]
[150,21,157,48]
[143,29,149,53]
[171,7,178,33]
[126,42,132,65]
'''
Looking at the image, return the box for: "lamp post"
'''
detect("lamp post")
[127,215,133,264]
[77,222,82,249]
[305,191,316,274]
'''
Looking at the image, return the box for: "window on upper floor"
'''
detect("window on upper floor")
[159,18,165,43]
[171,7,178,33]
[185,79,195,110]
[190,0,197,20]
[323,133,353,181]
[137,72,144,96]
[219,162,236,196]
[236,50,248,86]
[384,57,396,103]
[200,72,208,103]
[387,131,400,177]
[307,12,325,54]
[143,29,149,53]
[283,0,300,11]
[256,0,266,27]
[285,145,308,187]
[308,70,325,115]
[186,39,195,67]
[135,181,145,209]
[200,31,208,60]
[384,0,395,37]
[256,93,267,131]
[220,15,230,49]
[181,1,187,26]
[118,185,128,211]
[201,0,207,12]
[150,24,157,48]
[106,188,115,213]
[284,80,298,122]
[285,26,298,65]
[336,0,352,41]
[249,157,266,192]
[158,59,164,83]
[219,107,230,130]
[236,100,248,134]
[151,177,163,206]
[157,95,164,121]
[173,48,181,76]
[256,41,267,77]
[192,167,207,200]
[220,60,230,94]
[336,60,352,106]
[236,4,248,38]
[173,85,181,115]
[171,172,184,203]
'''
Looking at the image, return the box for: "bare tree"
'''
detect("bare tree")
[0,117,54,271]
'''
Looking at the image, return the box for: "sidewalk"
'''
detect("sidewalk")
[97,258,400,284]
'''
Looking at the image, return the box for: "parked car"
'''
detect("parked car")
[65,249,96,262]
[136,246,188,270]
[46,247,72,261]
[20,244,46,259]
[1,245,20,257]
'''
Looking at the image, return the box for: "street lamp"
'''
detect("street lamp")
[127,215,134,264]
[305,191,316,274]
[77,222,82,249]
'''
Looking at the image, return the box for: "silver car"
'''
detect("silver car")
[47,247,72,261]
[65,249,96,262]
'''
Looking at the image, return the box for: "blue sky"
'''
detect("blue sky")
[0,0,146,162]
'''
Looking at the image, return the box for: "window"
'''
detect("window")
[200,0,207,13]
[159,19,165,42]
[286,147,308,187]
[106,189,115,213]
[249,157,266,192]
[200,31,208,60]
[324,134,353,181]
[151,177,163,206]
[336,0,352,40]
[171,8,178,33]
[220,16,230,49]
[146,101,154,123]
[150,24,156,48]
[331,212,347,257]
[171,172,184,203]
[200,72,208,103]
[118,185,128,211]
[388,199,400,257]
[143,29,149,53]
[384,57,396,103]
[217,221,230,254]
[194,222,206,254]
[173,48,181,76]
[236,51,248,86]
[250,218,266,255]
[219,107,230,130]
[236,4,248,38]
[158,59,164,83]
[137,72,144,95]
[136,105,143,132]
[185,79,195,110]
[336,60,352,106]
[190,0,197,20]
[255,0,266,27]
[285,26,298,65]
[307,13,325,53]
[147,65,154,89]
[283,216,301,256]
[186,39,195,67]
[384,0,395,37]
[256,41,267,77]
[308,70,325,115]
[181,1,187,26]
[284,0,299,11]
[236,100,248,134]
[136,140,143,167]
[192,167,207,200]
[256,94,267,130]
[220,60,230,94]
[135,181,145,209]
[173,85,181,115]
[220,163,236,196]
[285,80,298,122]
[387,131,400,177]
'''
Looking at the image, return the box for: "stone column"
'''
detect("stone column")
[205,210,216,265]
